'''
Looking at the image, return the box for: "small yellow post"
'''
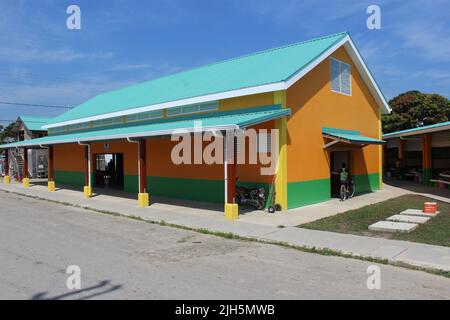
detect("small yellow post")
[48,181,55,192]
[83,186,92,198]
[22,178,30,187]
[4,176,10,184]
[138,193,149,207]
[224,203,239,220]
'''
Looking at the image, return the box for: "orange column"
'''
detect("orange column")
[422,135,432,185]
[139,140,147,193]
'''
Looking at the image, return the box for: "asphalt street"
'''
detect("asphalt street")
[0,191,449,299]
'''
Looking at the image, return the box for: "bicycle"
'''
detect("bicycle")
[339,177,355,201]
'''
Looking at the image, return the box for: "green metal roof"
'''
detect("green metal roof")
[0,106,290,149]
[46,32,347,126]
[383,121,450,139]
[323,127,385,145]
[18,116,51,131]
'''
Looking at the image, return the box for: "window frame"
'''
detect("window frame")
[330,57,352,96]
[166,101,219,117]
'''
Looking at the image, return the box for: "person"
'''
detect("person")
[339,163,349,185]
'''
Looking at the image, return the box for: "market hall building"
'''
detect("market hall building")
[0,32,389,219]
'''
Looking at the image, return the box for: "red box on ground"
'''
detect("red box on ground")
[423,202,437,214]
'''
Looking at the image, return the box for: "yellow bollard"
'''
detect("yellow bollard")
[48,181,56,192]
[83,186,92,198]
[138,193,149,207]
[22,178,30,187]
[4,175,10,184]
[224,203,239,220]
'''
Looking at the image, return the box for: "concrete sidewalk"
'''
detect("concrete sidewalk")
[1,181,450,273]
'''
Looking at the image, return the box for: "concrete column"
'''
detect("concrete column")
[22,147,29,187]
[48,146,55,191]
[422,135,432,185]
[137,139,149,207]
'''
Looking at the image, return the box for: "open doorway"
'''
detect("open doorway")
[94,153,124,189]
[330,151,350,197]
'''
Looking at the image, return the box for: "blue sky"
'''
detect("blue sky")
[0,0,449,125]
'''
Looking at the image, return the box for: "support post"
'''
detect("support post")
[48,146,55,191]
[422,135,432,185]
[224,130,238,220]
[274,90,288,210]
[22,147,29,187]
[138,139,149,207]
[81,143,92,198]
[4,149,10,184]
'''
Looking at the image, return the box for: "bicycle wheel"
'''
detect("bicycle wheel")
[348,183,355,198]
[340,184,347,201]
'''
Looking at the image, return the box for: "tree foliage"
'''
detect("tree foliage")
[382,91,450,133]
[0,122,15,144]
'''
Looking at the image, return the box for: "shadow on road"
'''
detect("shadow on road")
[31,280,123,300]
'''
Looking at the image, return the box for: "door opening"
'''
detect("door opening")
[330,151,350,197]
[94,153,124,189]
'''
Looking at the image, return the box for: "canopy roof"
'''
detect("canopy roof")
[323,127,385,147]
[0,106,290,149]
[383,121,450,139]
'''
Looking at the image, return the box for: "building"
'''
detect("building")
[5,116,50,180]
[0,32,389,219]
[383,121,450,187]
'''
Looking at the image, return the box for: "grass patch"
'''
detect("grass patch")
[301,194,450,247]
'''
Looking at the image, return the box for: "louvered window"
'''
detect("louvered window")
[330,58,351,96]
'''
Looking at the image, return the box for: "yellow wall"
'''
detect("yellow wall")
[219,92,274,111]
[286,46,381,182]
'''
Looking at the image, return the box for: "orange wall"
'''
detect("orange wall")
[54,143,85,172]
[286,46,381,182]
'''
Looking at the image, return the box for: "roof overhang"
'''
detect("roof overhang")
[383,122,450,139]
[323,127,385,150]
[1,106,290,149]
[43,35,390,129]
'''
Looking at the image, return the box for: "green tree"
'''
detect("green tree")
[382,91,450,133]
[0,122,15,143]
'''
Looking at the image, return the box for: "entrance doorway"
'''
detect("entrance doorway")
[330,151,350,197]
[94,153,124,189]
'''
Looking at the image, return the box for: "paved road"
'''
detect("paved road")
[0,191,449,300]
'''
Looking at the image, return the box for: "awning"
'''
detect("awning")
[0,105,290,149]
[322,127,385,149]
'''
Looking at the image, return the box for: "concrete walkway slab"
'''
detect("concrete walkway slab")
[387,214,431,224]
[368,221,418,233]
[400,209,439,217]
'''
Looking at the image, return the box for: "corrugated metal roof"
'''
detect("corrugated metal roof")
[383,121,450,139]
[45,32,347,126]
[323,127,384,144]
[0,106,290,149]
[18,116,51,131]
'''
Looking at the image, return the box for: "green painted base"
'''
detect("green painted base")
[287,173,380,209]
[422,168,432,185]
[287,178,331,209]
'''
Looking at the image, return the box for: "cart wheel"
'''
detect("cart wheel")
[275,204,282,211]
[268,206,276,213]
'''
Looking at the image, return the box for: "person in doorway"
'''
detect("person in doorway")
[339,163,349,185]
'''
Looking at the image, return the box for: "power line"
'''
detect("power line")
[0,101,71,109]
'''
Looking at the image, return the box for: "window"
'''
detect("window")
[48,126,67,135]
[167,102,218,117]
[257,132,271,153]
[92,117,122,128]
[330,58,351,95]
[126,110,164,123]
[68,122,90,131]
